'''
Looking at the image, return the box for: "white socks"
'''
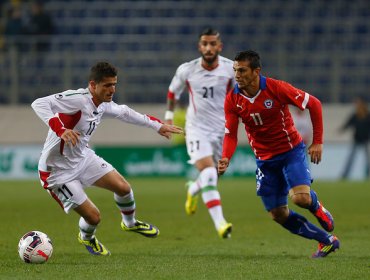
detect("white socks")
[114,190,136,227]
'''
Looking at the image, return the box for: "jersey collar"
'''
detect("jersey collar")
[233,74,267,94]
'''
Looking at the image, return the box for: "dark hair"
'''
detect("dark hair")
[234,50,261,70]
[199,27,220,39]
[89,62,117,83]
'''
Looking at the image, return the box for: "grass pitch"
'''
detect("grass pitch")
[0,178,369,279]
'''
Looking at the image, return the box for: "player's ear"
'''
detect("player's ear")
[218,41,223,51]
[254,67,261,76]
[89,80,96,90]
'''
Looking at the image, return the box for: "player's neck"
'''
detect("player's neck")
[241,83,260,98]
[201,59,219,71]
[88,85,101,107]
[91,96,101,107]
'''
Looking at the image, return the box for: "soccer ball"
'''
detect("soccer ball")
[18,231,53,264]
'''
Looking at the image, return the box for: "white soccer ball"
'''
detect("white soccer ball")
[18,231,53,264]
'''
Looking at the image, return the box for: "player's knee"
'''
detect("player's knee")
[291,193,311,208]
[195,156,215,171]
[270,207,289,224]
[115,178,131,196]
[271,214,287,224]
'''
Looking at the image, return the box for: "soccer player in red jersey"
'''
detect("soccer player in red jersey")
[218,50,340,258]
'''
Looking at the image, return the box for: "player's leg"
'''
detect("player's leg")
[93,170,133,223]
[264,197,339,257]
[268,202,332,244]
[38,160,110,255]
[93,169,159,238]
[185,132,231,237]
[191,160,231,238]
[45,179,110,256]
[289,186,334,232]
[282,143,339,257]
[185,180,200,215]
[183,133,203,214]
[74,196,111,256]
[186,156,216,215]
[256,149,338,257]
[78,150,158,238]
[285,143,334,232]
[79,152,134,227]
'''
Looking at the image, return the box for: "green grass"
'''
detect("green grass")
[0,178,369,279]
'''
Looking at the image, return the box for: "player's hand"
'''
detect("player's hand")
[218,158,230,175]
[158,124,183,139]
[61,129,80,147]
[307,143,323,164]
[162,120,175,139]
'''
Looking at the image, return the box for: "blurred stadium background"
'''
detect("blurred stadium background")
[0,0,369,180]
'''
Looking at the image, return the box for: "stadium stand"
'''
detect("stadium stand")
[0,0,369,104]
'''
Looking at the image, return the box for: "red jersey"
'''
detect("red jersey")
[223,75,323,160]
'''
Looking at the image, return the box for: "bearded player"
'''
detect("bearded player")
[164,28,234,238]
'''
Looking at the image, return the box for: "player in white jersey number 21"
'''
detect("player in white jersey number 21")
[164,28,235,238]
[32,62,183,256]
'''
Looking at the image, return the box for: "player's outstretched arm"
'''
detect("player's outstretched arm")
[218,158,230,175]
[158,124,183,139]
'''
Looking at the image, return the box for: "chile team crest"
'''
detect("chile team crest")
[264,99,273,108]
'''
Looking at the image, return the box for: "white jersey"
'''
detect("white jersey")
[169,56,235,136]
[32,88,162,170]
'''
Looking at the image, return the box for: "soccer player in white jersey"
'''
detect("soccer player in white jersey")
[32,62,183,256]
[164,28,235,238]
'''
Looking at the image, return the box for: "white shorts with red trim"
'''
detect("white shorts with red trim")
[185,129,223,165]
[38,149,114,213]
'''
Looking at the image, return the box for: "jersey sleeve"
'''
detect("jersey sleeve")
[103,102,162,131]
[274,79,324,144]
[274,80,310,110]
[222,94,239,160]
[31,92,84,137]
[168,63,189,100]
[305,95,324,144]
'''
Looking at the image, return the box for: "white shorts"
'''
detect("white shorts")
[185,130,223,165]
[38,150,114,214]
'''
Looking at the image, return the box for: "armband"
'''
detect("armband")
[164,110,174,120]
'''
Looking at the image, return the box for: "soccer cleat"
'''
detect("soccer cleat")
[185,181,199,215]
[312,235,340,258]
[78,233,110,256]
[218,222,233,239]
[121,220,159,238]
[312,201,334,232]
